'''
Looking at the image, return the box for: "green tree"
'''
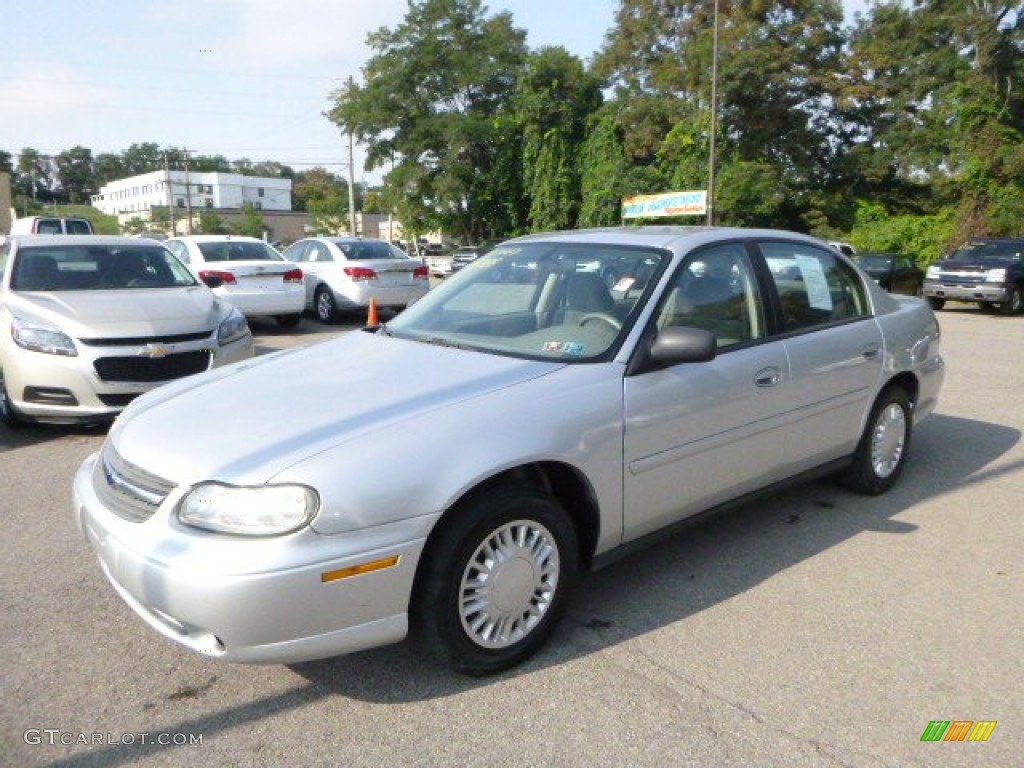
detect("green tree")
[516,47,602,231]
[198,211,230,234]
[308,190,351,235]
[120,142,163,175]
[234,203,268,238]
[55,146,96,204]
[328,0,529,242]
[94,153,126,187]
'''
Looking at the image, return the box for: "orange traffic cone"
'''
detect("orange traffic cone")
[366,297,379,327]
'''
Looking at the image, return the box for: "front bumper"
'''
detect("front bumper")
[922,279,1010,303]
[2,332,253,423]
[73,452,434,664]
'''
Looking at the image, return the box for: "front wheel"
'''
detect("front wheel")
[0,376,26,428]
[840,387,912,495]
[926,297,945,311]
[412,483,579,676]
[999,285,1022,316]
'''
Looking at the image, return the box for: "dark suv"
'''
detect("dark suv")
[923,238,1024,315]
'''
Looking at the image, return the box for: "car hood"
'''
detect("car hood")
[8,287,226,338]
[108,331,563,486]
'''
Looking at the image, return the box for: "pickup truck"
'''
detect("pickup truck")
[923,238,1024,315]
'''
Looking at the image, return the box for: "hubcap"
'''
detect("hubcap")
[871,402,907,478]
[459,520,560,649]
[317,292,332,320]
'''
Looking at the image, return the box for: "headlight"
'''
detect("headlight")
[11,317,77,356]
[925,265,940,279]
[178,482,319,536]
[984,268,1006,282]
[217,310,250,346]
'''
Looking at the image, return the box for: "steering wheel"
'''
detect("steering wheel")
[578,312,622,333]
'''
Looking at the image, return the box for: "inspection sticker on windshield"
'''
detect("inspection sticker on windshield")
[794,254,833,311]
[543,341,586,356]
[612,277,636,292]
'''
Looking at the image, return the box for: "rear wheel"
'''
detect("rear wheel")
[413,483,578,676]
[840,387,912,495]
[999,285,1022,316]
[315,287,337,324]
[926,297,945,311]
[275,313,302,328]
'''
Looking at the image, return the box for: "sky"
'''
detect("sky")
[0,0,870,186]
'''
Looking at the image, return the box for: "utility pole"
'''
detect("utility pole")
[163,152,176,236]
[182,148,194,235]
[347,131,357,237]
[706,0,720,227]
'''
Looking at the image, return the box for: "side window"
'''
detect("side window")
[311,244,334,263]
[761,241,869,333]
[166,241,189,264]
[655,243,765,349]
[283,242,308,262]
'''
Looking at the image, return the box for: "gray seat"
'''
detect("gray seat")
[557,272,615,326]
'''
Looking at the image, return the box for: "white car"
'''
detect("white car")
[163,236,306,328]
[281,237,430,323]
[74,227,944,674]
[0,235,253,425]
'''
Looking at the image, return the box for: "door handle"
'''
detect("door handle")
[862,344,881,360]
[754,366,782,387]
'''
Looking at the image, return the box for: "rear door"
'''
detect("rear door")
[756,240,882,474]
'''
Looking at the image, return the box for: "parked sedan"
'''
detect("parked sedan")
[74,227,944,675]
[281,237,430,323]
[450,239,506,273]
[1,235,253,426]
[853,252,925,296]
[163,236,305,328]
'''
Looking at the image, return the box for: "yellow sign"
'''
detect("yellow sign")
[622,190,707,219]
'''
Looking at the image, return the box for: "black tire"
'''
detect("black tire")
[0,376,26,428]
[840,387,912,495]
[999,285,1022,316]
[926,297,945,311]
[275,313,302,328]
[315,286,337,324]
[412,483,579,676]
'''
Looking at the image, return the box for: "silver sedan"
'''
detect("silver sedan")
[1,235,253,425]
[281,237,430,322]
[74,227,944,675]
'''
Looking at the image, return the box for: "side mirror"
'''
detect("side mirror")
[201,274,224,289]
[648,326,717,366]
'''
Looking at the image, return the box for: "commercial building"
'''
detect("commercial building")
[91,171,291,220]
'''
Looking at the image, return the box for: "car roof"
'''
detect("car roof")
[168,235,265,243]
[510,225,828,251]
[7,235,166,248]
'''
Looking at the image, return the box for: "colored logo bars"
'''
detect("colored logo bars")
[920,721,997,742]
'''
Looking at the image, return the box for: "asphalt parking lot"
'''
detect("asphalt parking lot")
[1,305,1020,768]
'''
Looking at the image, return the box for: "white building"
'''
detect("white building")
[91,170,292,220]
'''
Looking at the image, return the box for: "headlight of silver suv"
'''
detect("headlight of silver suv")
[925,265,941,279]
[11,317,78,356]
[216,309,250,346]
[178,482,319,535]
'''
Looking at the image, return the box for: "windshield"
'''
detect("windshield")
[11,244,198,291]
[197,240,283,262]
[386,242,667,361]
[949,241,1024,264]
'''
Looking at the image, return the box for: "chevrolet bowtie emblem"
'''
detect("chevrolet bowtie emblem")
[140,343,172,358]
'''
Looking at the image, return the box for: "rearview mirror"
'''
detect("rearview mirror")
[649,326,717,366]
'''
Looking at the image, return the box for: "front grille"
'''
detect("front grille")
[78,330,214,347]
[94,351,212,383]
[94,443,176,523]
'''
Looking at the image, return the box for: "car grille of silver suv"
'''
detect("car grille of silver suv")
[94,443,176,523]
